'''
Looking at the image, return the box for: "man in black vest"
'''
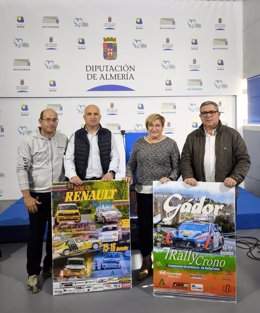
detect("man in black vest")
[64,104,120,184]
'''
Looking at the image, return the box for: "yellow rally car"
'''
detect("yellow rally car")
[54,237,102,256]
[61,257,87,278]
[54,203,81,225]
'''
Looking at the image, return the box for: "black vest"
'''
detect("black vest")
[74,126,112,179]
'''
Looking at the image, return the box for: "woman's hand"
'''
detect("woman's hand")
[159,177,172,184]
[122,176,133,185]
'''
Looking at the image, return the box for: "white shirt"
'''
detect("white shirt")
[204,129,216,182]
[64,127,120,179]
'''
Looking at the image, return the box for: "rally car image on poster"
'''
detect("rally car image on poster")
[165,220,224,253]
[54,203,81,225]
[53,237,102,257]
[60,257,88,278]
[94,205,122,223]
[101,252,122,270]
[99,224,122,243]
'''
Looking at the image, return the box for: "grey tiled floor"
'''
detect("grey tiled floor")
[1,229,260,313]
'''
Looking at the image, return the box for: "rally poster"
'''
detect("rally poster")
[153,181,236,302]
[51,180,131,296]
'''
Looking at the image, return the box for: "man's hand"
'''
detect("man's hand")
[24,195,41,214]
[184,178,197,186]
[224,177,237,188]
[101,172,114,181]
[70,175,83,185]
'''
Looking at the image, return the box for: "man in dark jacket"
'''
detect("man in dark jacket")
[64,104,119,184]
[181,101,250,187]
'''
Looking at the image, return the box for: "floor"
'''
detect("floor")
[1,229,260,313]
[0,200,15,214]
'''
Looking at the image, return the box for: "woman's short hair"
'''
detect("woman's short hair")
[145,113,165,129]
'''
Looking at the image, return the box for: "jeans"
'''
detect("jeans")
[136,192,153,258]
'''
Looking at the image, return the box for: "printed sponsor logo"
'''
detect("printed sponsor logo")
[105,123,121,133]
[0,125,4,137]
[173,282,189,289]
[13,38,29,48]
[215,18,225,31]
[187,19,201,29]
[73,17,88,27]
[191,38,199,50]
[190,274,204,280]
[20,104,29,116]
[46,104,63,114]
[217,58,224,70]
[13,59,30,71]
[16,79,29,93]
[162,38,173,51]
[164,121,174,134]
[135,17,143,29]
[160,18,175,29]
[104,17,116,30]
[191,283,203,291]
[161,103,176,114]
[17,126,29,135]
[161,60,175,70]
[188,79,202,86]
[137,103,144,110]
[188,103,199,112]
[132,39,147,49]
[213,38,228,50]
[78,37,86,50]
[189,58,200,71]
[214,80,228,89]
[165,79,173,91]
[76,104,85,114]
[134,123,145,131]
[45,37,58,50]
[137,103,144,114]
[159,270,182,277]
[192,121,199,128]
[48,80,57,92]
[187,79,203,90]
[16,16,25,28]
[44,60,60,70]
[106,102,118,115]
[42,16,59,28]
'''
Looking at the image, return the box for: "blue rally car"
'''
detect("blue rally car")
[165,220,224,253]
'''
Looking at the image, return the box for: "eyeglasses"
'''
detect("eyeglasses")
[200,111,218,117]
[41,118,59,123]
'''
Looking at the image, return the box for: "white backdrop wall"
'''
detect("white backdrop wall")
[243,0,260,79]
[0,0,242,96]
[0,0,242,200]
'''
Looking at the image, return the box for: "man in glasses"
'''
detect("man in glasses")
[181,100,250,187]
[17,108,68,293]
[64,104,119,184]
